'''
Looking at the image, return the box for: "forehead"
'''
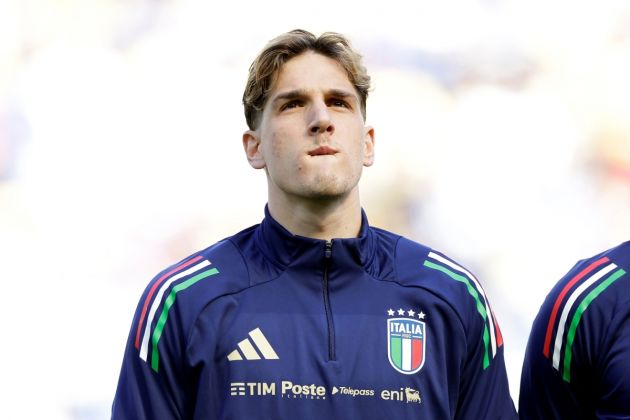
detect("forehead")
[271,51,355,95]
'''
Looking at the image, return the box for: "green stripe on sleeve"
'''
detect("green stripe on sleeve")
[562,268,626,382]
[150,267,220,372]
[424,260,491,369]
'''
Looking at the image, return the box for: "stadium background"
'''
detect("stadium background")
[1,0,629,418]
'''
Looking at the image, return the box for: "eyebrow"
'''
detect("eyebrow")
[270,88,359,106]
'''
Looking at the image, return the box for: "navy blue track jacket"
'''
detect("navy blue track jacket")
[519,241,630,419]
[113,207,517,419]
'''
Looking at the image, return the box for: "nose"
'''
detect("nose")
[308,102,334,135]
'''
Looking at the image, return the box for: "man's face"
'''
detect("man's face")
[243,51,374,203]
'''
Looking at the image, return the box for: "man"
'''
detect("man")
[112,29,517,419]
[520,241,630,418]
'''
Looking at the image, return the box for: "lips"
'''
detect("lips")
[308,146,338,156]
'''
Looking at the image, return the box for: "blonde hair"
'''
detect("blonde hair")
[243,29,370,130]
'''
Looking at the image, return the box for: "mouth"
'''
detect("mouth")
[308,146,338,156]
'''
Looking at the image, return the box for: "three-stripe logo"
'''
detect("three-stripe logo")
[227,328,280,361]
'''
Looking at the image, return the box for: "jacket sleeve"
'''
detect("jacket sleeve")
[519,259,630,419]
[111,273,193,419]
[455,299,518,419]
[518,308,578,419]
[595,318,630,417]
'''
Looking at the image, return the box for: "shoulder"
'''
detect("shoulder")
[544,241,630,312]
[386,234,504,369]
[128,227,262,373]
[138,227,259,330]
[534,241,630,331]
[392,235,488,305]
[528,241,630,383]
[567,240,630,280]
[601,240,630,272]
[378,232,494,327]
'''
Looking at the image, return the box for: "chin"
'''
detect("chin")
[284,174,360,200]
[305,190,346,200]
[301,183,355,200]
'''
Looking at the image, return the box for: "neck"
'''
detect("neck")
[267,191,363,241]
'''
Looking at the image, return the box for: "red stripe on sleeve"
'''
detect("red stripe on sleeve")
[134,255,204,349]
[493,310,503,347]
[542,256,609,358]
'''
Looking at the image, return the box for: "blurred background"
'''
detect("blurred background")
[1,0,629,418]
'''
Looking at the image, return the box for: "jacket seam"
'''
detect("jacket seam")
[185,275,287,361]
[228,237,253,287]
[185,241,286,358]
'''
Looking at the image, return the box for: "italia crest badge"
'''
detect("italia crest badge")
[387,308,426,375]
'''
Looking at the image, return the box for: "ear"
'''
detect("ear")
[243,130,266,169]
[362,126,375,167]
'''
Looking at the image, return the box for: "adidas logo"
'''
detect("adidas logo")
[227,327,279,361]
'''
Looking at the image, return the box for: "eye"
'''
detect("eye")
[281,100,302,111]
[329,98,350,108]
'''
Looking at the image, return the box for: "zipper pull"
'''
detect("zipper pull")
[325,241,332,259]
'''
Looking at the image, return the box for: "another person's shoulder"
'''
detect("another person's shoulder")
[519,241,630,417]
[535,240,630,328]
[573,240,629,273]
[547,241,630,303]
[529,241,630,380]
[601,240,630,270]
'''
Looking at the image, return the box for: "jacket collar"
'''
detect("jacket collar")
[255,205,376,271]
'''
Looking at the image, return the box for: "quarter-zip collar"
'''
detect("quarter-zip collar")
[255,205,376,273]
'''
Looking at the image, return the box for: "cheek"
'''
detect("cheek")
[264,127,291,159]
[270,141,290,162]
[263,134,304,175]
